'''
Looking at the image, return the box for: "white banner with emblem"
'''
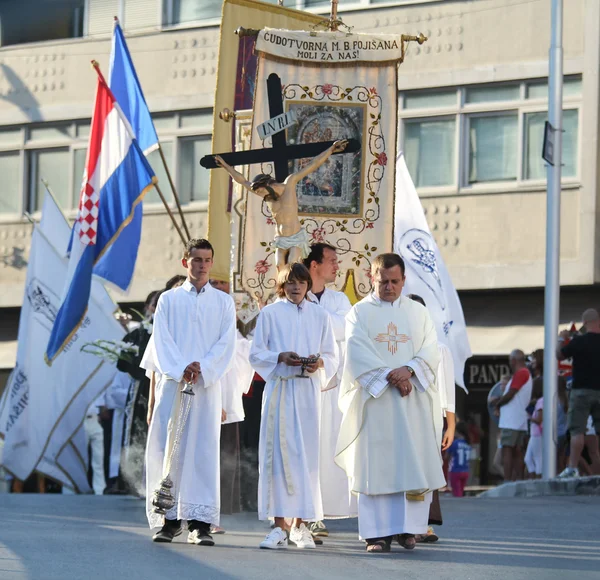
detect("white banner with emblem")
[0,193,122,491]
[393,153,472,388]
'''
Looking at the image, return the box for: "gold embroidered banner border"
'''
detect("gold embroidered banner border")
[234,47,399,308]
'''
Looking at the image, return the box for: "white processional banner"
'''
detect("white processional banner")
[0,194,122,491]
[393,153,472,388]
[234,29,400,308]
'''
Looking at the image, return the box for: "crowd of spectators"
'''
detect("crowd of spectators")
[490,308,600,481]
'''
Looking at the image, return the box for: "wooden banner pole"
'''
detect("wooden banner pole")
[330,0,339,31]
[158,145,191,240]
[154,181,188,246]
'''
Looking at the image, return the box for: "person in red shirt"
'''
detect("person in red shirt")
[491,350,533,481]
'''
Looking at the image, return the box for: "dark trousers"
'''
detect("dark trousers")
[220,422,241,515]
[428,489,442,526]
[239,379,265,511]
[165,518,210,533]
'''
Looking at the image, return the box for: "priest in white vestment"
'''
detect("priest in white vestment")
[335,253,446,553]
[304,243,355,536]
[250,263,338,550]
[141,239,236,546]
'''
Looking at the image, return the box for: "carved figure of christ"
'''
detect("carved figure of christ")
[201,72,360,270]
[214,138,348,270]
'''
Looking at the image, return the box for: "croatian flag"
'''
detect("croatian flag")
[92,19,160,290]
[45,65,156,363]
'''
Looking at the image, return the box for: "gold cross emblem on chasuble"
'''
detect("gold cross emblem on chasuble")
[375,322,410,355]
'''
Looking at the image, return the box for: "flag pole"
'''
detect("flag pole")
[329,0,339,31]
[40,179,69,226]
[90,60,187,246]
[158,145,191,240]
[154,181,188,245]
[542,0,563,480]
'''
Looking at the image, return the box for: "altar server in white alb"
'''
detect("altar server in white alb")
[141,238,236,547]
[250,263,338,550]
[335,253,445,553]
[303,243,355,537]
[218,325,253,517]
[210,276,255,526]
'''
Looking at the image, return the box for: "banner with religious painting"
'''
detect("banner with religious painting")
[233,28,403,308]
[207,0,323,282]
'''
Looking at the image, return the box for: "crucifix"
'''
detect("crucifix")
[200,72,361,270]
[200,73,360,180]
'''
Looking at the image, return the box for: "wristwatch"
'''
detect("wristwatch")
[406,366,415,377]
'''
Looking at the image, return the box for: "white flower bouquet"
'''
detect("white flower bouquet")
[80,339,139,363]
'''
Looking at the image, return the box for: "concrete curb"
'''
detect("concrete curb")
[479,475,600,498]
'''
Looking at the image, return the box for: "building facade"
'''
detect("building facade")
[0,0,598,480]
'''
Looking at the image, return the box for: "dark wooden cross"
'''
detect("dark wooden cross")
[200,73,360,182]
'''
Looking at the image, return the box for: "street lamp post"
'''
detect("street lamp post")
[542,0,563,480]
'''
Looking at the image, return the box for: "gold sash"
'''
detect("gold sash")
[264,376,296,512]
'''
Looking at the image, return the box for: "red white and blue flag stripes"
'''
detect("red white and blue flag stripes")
[109,19,158,156]
[45,63,156,363]
[92,19,160,290]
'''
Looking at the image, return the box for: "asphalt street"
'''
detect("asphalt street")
[0,494,598,580]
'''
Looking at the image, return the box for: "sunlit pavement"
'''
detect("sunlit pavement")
[1,494,598,580]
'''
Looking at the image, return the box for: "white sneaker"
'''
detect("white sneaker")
[289,523,316,549]
[260,527,288,550]
[557,467,580,479]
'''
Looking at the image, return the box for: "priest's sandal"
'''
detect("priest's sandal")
[396,534,417,550]
[365,537,391,553]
